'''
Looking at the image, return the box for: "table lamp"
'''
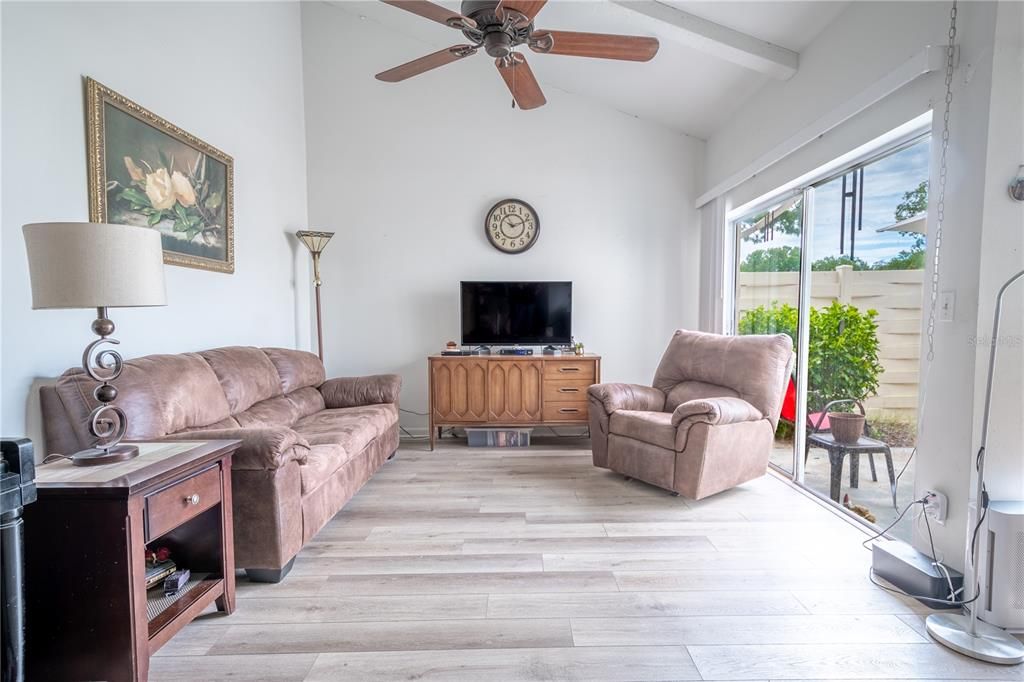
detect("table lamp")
[296,230,334,361]
[23,222,167,466]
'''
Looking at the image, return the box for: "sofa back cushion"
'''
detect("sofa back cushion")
[46,346,330,450]
[54,353,231,443]
[263,348,326,394]
[653,330,794,428]
[200,347,283,414]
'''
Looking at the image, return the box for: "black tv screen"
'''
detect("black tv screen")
[461,281,572,346]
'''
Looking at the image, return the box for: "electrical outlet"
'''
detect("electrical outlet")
[939,291,956,322]
[923,490,948,525]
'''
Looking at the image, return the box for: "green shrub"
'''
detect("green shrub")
[738,301,884,413]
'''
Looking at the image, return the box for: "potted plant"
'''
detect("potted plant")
[828,409,866,444]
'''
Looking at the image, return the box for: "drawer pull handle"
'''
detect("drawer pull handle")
[559,408,580,413]
[185,494,200,506]
[559,367,581,373]
[559,387,580,393]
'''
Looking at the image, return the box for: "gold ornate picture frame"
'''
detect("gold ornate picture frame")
[86,77,234,274]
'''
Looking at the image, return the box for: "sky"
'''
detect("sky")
[739,138,930,266]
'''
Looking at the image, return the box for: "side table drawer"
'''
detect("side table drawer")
[145,464,221,541]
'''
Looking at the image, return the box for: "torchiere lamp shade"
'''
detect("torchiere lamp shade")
[23,222,167,310]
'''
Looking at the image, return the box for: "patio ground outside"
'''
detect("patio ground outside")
[771,443,917,543]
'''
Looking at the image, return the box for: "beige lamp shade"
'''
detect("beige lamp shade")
[23,222,167,309]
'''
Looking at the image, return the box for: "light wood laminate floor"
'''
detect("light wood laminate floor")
[151,439,1024,681]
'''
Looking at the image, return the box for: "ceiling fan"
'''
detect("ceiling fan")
[375,0,660,110]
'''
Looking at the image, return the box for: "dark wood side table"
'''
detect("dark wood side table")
[23,440,240,682]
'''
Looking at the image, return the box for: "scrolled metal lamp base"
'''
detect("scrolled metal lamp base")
[69,307,139,467]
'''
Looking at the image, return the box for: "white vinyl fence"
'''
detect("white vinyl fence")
[738,265,924,420]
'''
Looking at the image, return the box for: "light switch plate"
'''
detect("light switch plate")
[939,291,956,322]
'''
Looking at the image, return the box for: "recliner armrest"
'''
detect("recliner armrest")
[319,374,402,409]
[671,397,763,428]
[161,426,310,471]
[587,383,666,414]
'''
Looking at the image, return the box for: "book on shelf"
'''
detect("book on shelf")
[145,560,177,590]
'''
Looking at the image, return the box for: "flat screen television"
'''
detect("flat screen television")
[461,281,572,346]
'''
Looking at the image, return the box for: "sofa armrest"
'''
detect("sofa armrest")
[161,427,310,471]
[671,397,764,428]
[588,383,666,414]
[319,374,402,409]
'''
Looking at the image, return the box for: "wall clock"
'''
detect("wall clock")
[485,199,539,254]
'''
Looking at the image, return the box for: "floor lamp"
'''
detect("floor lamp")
[296,230,334,362]
[925,268,1024,665]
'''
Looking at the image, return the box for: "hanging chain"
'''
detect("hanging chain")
[926,0,957,362]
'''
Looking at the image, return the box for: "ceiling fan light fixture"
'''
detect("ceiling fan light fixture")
[376,0,661,109]
[484,30,513,57]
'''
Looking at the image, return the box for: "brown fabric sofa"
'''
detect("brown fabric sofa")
[588,330,793,499]
[40,346,400,582]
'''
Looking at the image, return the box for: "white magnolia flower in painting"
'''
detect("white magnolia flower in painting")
[171,170,197,207]
[145,168,176,210]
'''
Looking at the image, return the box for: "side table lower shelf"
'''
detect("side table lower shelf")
[147,573,220,650]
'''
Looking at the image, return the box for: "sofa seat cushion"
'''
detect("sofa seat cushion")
[293,404,399,456]
[300,443,354,495]
[609,410,676,451]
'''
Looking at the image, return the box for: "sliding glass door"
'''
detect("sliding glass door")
[732,135,930,539]
[733,194,805,476]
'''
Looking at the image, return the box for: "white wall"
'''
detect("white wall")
[300,1,703,432]
[705,2,950,209]
[1,2,310,443]
[972,0,1024,504]
[702,0,1021,570]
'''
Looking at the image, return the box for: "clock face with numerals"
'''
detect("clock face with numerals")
[485,199,539,254]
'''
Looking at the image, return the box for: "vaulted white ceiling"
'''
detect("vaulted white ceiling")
[339,0,849,137]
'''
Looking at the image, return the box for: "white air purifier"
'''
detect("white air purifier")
[978,500,1024,632]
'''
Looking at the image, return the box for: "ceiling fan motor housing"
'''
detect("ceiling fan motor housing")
[461,0,533,57]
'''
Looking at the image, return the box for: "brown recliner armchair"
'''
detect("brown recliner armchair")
[588,330,793,499]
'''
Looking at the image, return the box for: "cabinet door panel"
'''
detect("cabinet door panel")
[432,359,488,422]
[488,361,542,422]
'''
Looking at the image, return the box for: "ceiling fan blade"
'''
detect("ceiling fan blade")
[495,53,546,110]
[376,45,477,82]
[380,0,477,29]
[495,0,547,25]
[530,30,659,62]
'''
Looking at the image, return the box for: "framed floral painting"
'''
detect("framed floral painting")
[86,77,234,273]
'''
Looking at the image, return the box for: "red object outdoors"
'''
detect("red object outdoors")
[780,377,830,431]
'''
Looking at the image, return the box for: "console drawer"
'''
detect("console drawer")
[543,380,592,402]
[543,401,589,422]
[145,464,221,541]
[543,360,596,381]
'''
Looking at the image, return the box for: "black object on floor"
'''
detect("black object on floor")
[872,538,963,609]
[1,438,37,682]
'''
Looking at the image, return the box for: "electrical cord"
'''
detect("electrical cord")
[861,496,928,550]
[42,453,72,464]
[894,445,915,487]
[863,492,975,607]
[920,497,959,602]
